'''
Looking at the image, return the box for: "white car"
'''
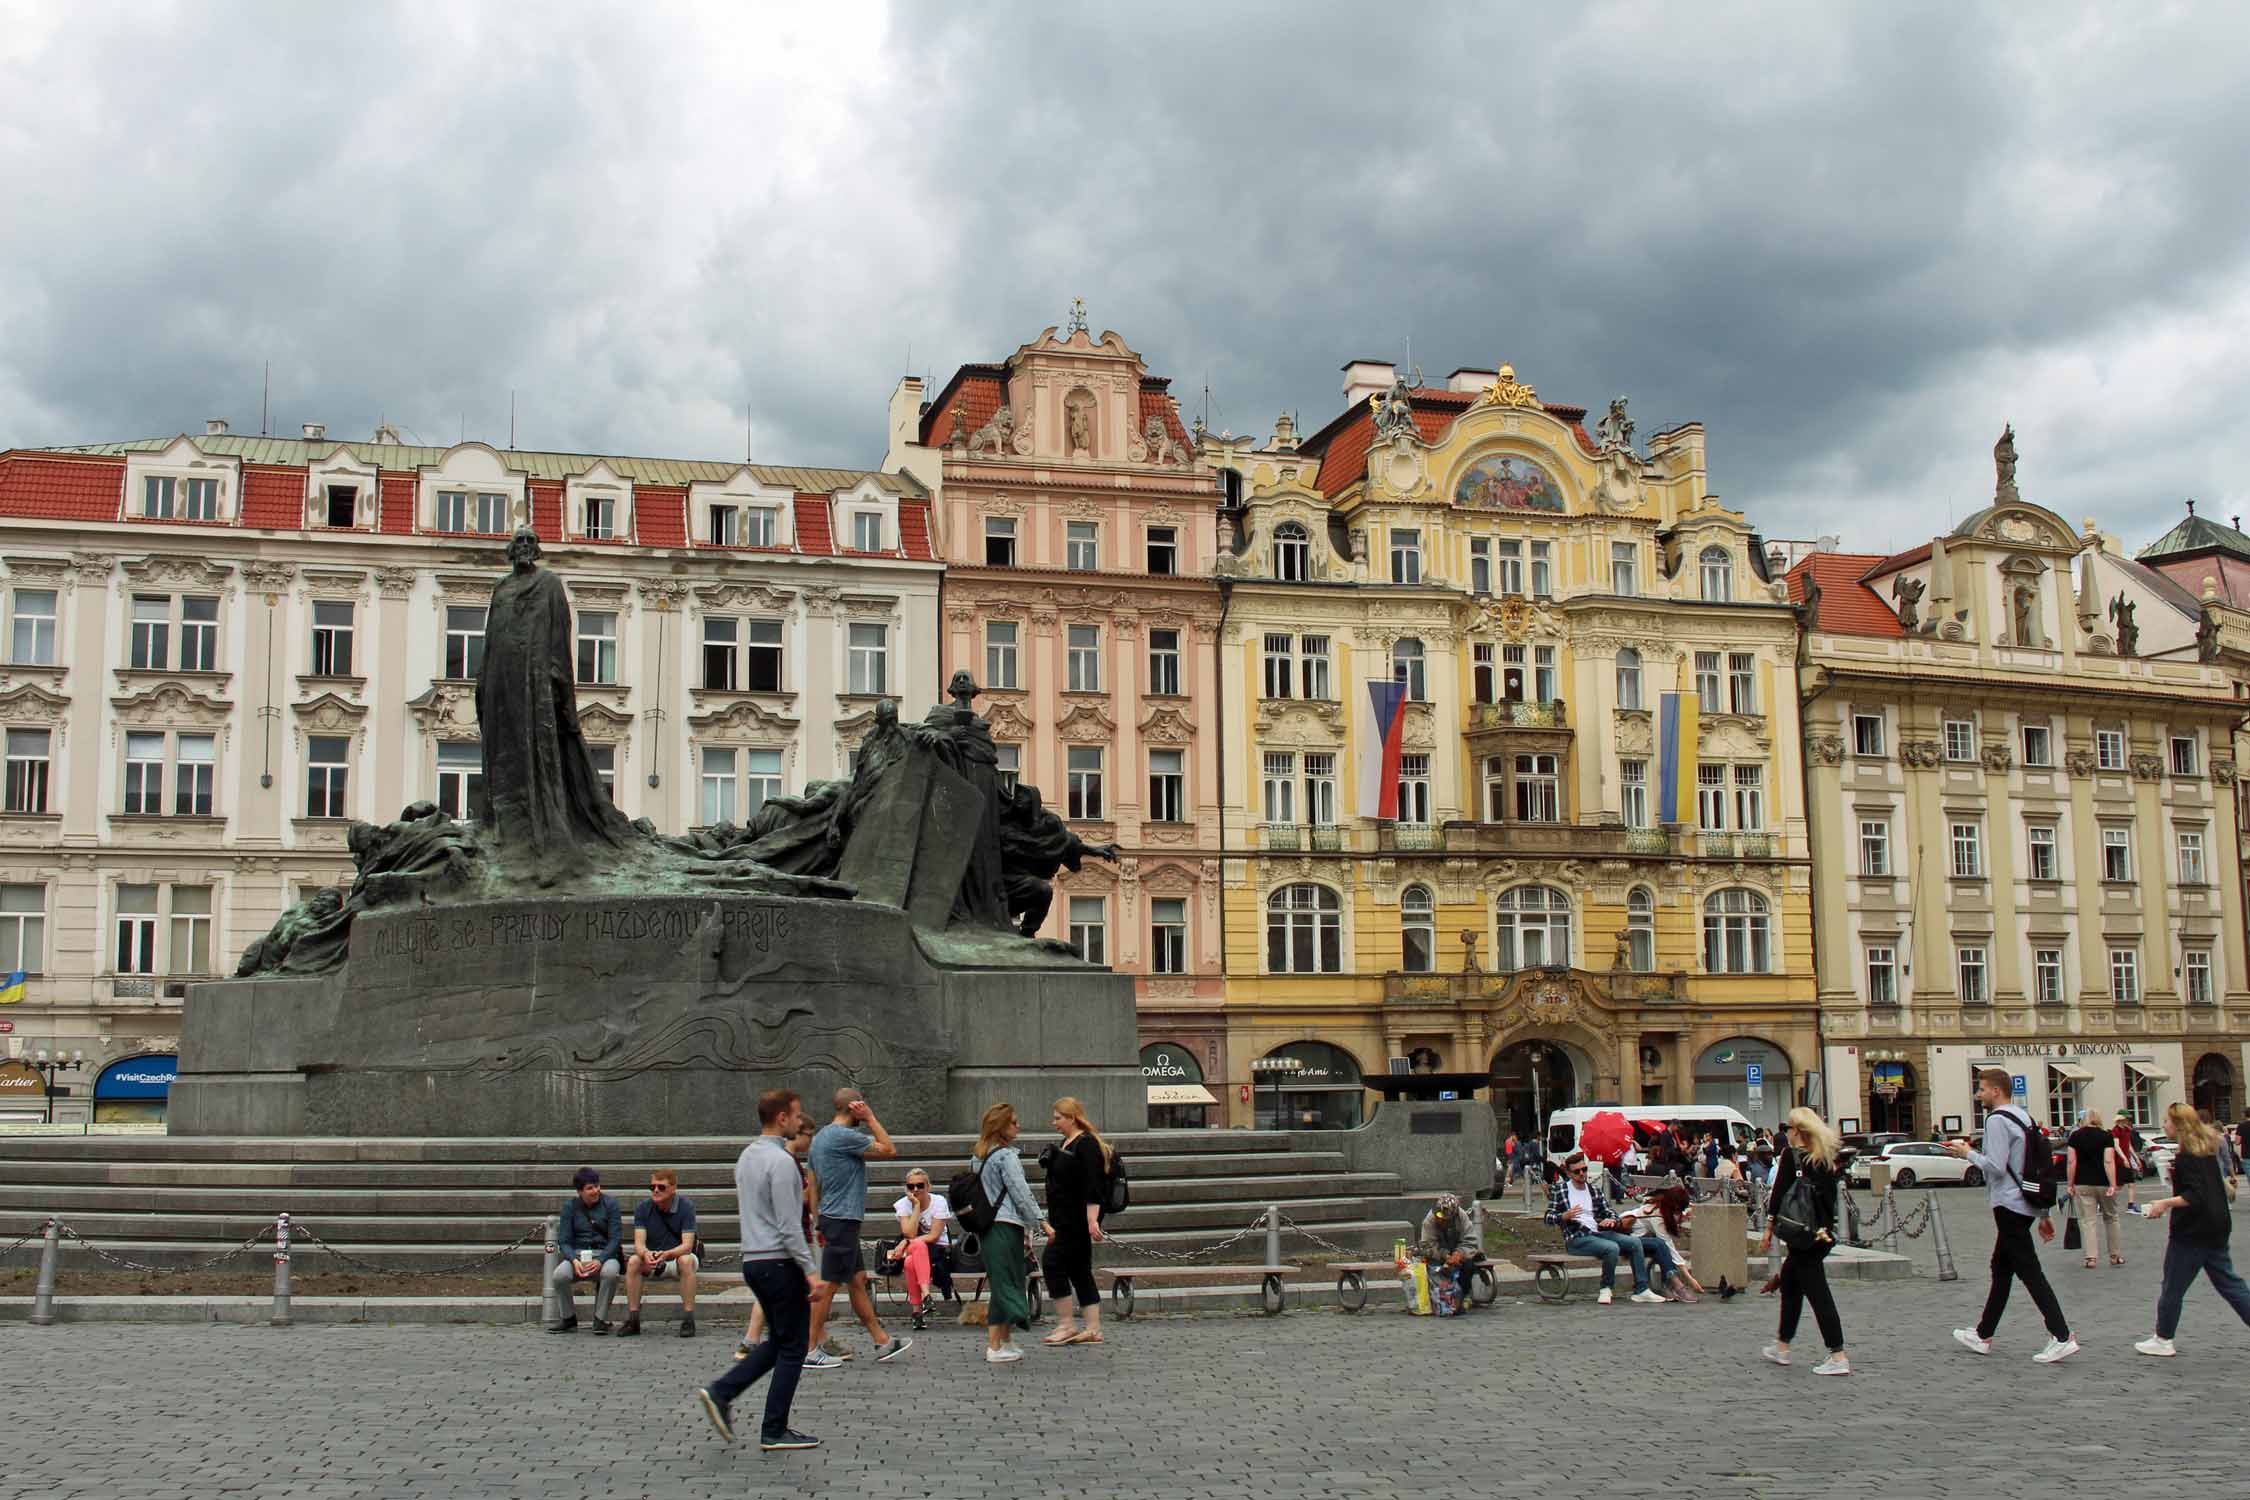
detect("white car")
[1846,1140,1983,1189]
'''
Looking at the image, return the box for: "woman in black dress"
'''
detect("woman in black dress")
[1040,1096,1111,1346]
[1760,1106,1851,1375]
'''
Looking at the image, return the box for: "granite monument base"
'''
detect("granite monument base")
[173,893,1141,1137]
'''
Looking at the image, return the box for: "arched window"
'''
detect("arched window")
[1700,546,1733,603]
[1272,522,1311,582]
[1267,883,1342,973]
[1391,637,1426,702]
[1626,887,1655,973]
[1400,884,1435,973]
[1494,884,1572,971]
[1615,648,1643,711]
[1702,888,1771,973]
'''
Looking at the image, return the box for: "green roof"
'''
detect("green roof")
[2137,510,2250,563]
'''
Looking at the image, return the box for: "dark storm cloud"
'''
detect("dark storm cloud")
[4,1,2247,550]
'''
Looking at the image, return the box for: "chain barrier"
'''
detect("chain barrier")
[1276,1213,1362,1257]
[290,1219,545,1278]
[0,1225,47,1260]
[1111,1215,1271,1264]
[56,1220,274,1274]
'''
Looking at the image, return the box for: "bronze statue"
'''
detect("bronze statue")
[914,671,1010,926]
[998,783,1119,942]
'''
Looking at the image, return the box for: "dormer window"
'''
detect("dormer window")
[583,494,617,540]
[1272,522,1310,581]
[849,511,885,552]
[143,476,218,520]
[437,490,508,535]
[709,504,738,546]
[322,485,358,528]
[1699,545,1734,602]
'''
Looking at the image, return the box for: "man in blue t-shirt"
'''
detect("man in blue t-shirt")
[802,1088,911,1368]
[619,1167,699,1339]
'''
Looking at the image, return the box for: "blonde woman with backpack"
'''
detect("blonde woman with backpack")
[1040,1097,1111,1346]
[1759,1107,1851,1375]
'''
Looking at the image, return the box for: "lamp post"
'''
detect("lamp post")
[1250,1055,1303,1132]
[30,1048,85,1125]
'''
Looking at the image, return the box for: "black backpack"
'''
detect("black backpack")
[1101,1150,1130,1219]
[2000,1108,2059,1209]
[949,1153,1010,1237]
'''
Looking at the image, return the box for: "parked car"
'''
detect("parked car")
[1846,1140,1983,1189]
[1842,1132,1911,1157]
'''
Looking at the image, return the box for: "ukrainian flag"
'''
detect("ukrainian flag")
[1656,693,1699,825]
[0,971,24,1006]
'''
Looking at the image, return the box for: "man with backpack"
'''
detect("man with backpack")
[1944,1068,2078,1364]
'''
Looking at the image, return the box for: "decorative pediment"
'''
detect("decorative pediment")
[1972,504,2076,551]
[112,681,232,726]
[1614,710,1653,756]
[437,573,496,604]
[3,557,71,588]
[1254,697,1343,747]
[1059,499,1106,523]
[1401,702,1438,749]
[695,582,796,614]
[242,560,297,595]
[1699,717,1771,758]
[840,593,902,621]
[1138,704,1195,744]
[575,702,634,739]
[290,692,368,733]
[406,683,478,732]
[1141,862,1198,895]
[1054,701,1118,742]
[687,696,801,739]
[565,579,631,608]
[983,696,1037,740]
[123,553,235,591]
[0,682,70,724]
[299,569,369,601]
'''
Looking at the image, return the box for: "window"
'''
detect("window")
[1702,888,1771,974]
[115,884,157,973]
[1515,753,1560,822]
[984,518,1017,566]
[1533,644,1557,703]
[1272,522,1310,581]
[1146,526,1178,575]
[1266,884,1342,973]
[2028,823,2059,881]
[2178,827,2207,886]
[1469,538,1492,596]
[1262,751,1297,826]
[2101,826,2132,882]
[742,507,778,547]
[1150,898,1187,974]
[444,606,487,680]
[122,732,214,817]
[2185,950,2214,1006]
[1066,521,1100,571]
[437,741,483,821]
[1495,885,1572,971]
[1067,746,1104,820]
[1611,542,1639,596]
[1619,888,1653,973]
[1481,755,1508,823]
[2096,729,2126,771]
[1391,638,1425,701]
[1529,540,1553,598]
[2033,947,2063,1006]
[1699,546,1733,601]
[1695,652,1722,713]
[310,600,354,677]
[129,595,169,669]
[994,744,1020,791]
[1396,753,1430,825]
[305,735,349,818]
[851,511,884,552]
[1619,759,1648,829]
[178,596,217,671]
[8,588,57,665]
[846,623,888,695]
[1719,652,1757,714]
[1866,945,1898,1004]
[2171,735,2200,776]
[575,611,618,685]
[1068,897,1107,963]
[1616,649,1643,711]
[699,747,738,825]
[709,503,739,547]
[5,729,50,814]
[984,621,1019,690]
[583,494,616,540]
[141,476,175,518]
[1944,718,1976,762]
[123,732,164,814]
[743,621,783,691]
[435,490,508,533]
[745,749,784,816]
[1304,752,1337,826]
[1859,819,1890,877]
[1148,749,1185,822]
[2123,1067,2157,1129]
[323,480,364,526]
[435,490,466,531]
[1066,625,1102,692]
[2022,723,2052,767]
[170,885,212,975]
[1300,635,1331,699]
[1697,764,1728,831]
[475,492,507,533]
[1400,885,1435,973]
[1950,820,1983,878]
[1957,945,1988,1005]
[1496,540,1523,596]
[1262,633,1294,700]
[1390,528,1422,585]
[1853,712,1886,757]
[0,885,43,974]
[1732,765,1764,831]
[588,744,615,799]
[701,617,782,692]
[2110,946,2140,1003]
[2048,1066,2082,1131]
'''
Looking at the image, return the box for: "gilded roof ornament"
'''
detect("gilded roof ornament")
[1478,363,1540,409]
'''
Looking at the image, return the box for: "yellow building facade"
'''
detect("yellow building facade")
[1203,362,1817,1136]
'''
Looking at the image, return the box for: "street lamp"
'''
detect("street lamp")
[1250,1055,1304,1131]
[29,1048,85,1125]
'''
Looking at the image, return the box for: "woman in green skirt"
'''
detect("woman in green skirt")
[972,1102,1047,1364]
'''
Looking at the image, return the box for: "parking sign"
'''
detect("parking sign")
[1744,1062,1763,1086]
[2011,1074,2028,1097]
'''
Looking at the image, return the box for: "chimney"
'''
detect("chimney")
[1447,367,1499,393]
[1341,359,1396,411]
[205,418,229,436]
[301,422,326,442]
[373,423,403,445]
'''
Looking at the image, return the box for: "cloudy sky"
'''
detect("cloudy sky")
[4,1,2246,553]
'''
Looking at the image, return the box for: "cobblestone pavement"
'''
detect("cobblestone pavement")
[6,1193,2248,1500]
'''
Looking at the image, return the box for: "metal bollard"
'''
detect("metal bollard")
[540,1215,560,1328]
[1264,1204,1281,1267]
[1468,1197,1485,1255]
[28,1216,60,1327]
[1928,1190,1959,1282]
[271,1212,292,1328]
[1843,1188,1865,1248]
[1883,1191,1902,1256]
[1521,1166,1535,1214]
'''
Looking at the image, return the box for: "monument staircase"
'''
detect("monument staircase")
[0,1129,1423,1284]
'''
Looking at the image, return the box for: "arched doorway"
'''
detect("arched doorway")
[2193,1053,2235,1123]
[1867,1060,1919,1137]
[1253,1041,1363,1130]
[1694,1037,1791,1130]
[1490,1040,1580,1143]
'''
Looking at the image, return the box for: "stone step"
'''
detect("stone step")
[0,1131,1338,1165]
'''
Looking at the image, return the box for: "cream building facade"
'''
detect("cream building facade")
[0,427,938,1112]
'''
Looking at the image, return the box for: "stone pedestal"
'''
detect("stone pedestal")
[1692,1201,1751,1289]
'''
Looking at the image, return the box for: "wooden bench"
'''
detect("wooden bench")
[1524,1253,1603,1302]
[1328,1258,1497,1312]
[1101,1263,1297,1318]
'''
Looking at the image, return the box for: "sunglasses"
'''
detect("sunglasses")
[907,1183,928,1192]
[1568,1168,1588,1177]
[649,1182,672,1193]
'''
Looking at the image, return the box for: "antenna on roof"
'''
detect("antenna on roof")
[904,341,912,378]
[260,361,270,436]
[746,404,753,465]
[509,390,516,451]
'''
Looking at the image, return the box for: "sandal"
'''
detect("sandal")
[1065,1330,1104,1344]
[2083,1258,2097,1269]
[1040,1329,1079,1345]
[2111,1255,2126,1266]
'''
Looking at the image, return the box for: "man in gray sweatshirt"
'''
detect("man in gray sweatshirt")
[696,1089,822,1451]
[1944,1067,2078,1363]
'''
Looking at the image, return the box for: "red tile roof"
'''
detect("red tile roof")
[792,493,833,555]
[920,366,1008,447]
[528,480,564,545]
[898,498,935,561]
[1306,388,1596,498]
[237,464,303,529]
[632,484,687,548]
[379,474,417,534]
[0,453,124,521]
[1784,551,1904,637]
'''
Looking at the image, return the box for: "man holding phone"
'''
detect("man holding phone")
[1944,1068,2078,1363]
[1544,1151,1669,1305]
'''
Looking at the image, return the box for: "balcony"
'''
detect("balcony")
[1379,821,1674,856]
[1260,823,1349,853]
[1381,967,1689,1006]
[1696,831,1777,859]
[1468,699,1568,729]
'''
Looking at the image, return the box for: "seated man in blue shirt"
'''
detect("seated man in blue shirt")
[1545,1151,1675,1305]
[551,1166,623,1332]
[620,1167,699,1339]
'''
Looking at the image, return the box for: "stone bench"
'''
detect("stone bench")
[1328,1259,1497,1312]
[1102,1263,1297,1318]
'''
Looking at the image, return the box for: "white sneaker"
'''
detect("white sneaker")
[1630,1289,1667,1305]
[1597,1287,1613,1306]
[2033,1336,2080,1364]
[1812,1354,1851,1376]
[801,1349,846,1372]
[2134,1335,2177,1358]
[1759,1343,1791,1366]
[984,1346,1023,1364]
[1951,1327,1992,1355]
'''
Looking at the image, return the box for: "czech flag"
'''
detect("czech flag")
[1656,692,1699,825]
[0,970,24,1006]
[1359,678,1409,820]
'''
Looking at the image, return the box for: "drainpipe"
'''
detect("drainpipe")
[1214,575,1233,971]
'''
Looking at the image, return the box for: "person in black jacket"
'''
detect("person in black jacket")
[2136,1102,2250,1357]
[1038,1096,1110,1346]
[1758,1107,1851,1375]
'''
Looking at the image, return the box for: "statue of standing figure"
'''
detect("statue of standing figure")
[2109,593,2139,656]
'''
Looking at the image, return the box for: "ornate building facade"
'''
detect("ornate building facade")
[0,426,938,1110]
[1204,360,1817,1133]
[1790,434,2250,1139]
[886,315,1227,1119]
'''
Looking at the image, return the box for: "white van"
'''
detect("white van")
[1544,1105,1755,1164]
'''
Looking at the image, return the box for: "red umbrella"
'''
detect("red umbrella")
[1578,1109,1635,1168]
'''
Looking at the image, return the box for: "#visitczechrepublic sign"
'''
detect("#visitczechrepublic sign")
[94,1054,178,1099]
